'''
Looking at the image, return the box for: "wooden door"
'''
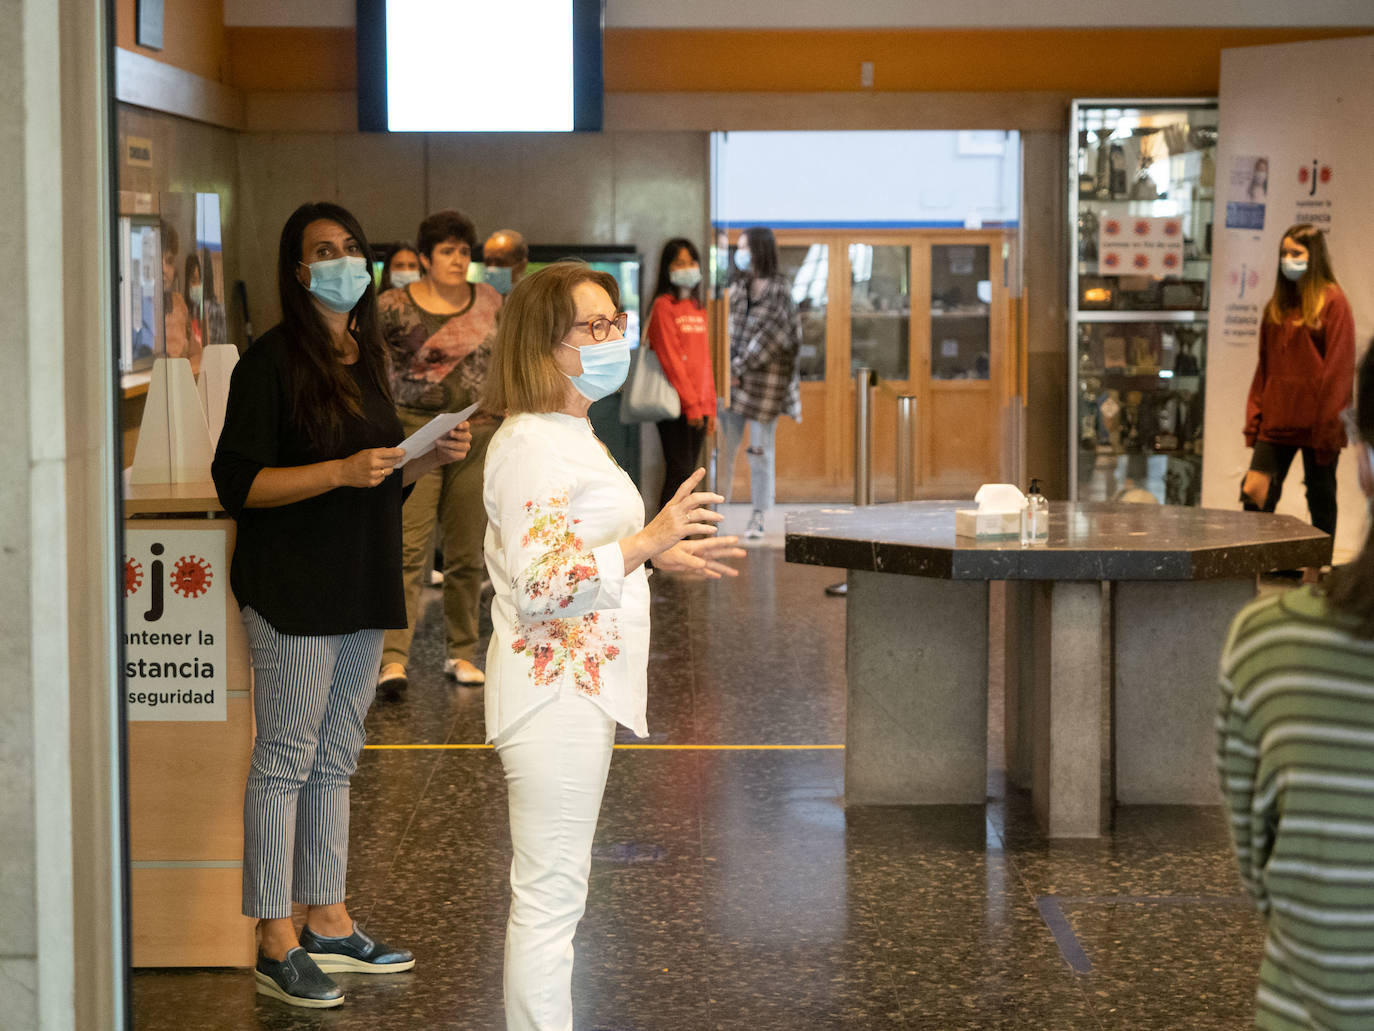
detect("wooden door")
[719,229,1011,502]
[916,235,1007,494]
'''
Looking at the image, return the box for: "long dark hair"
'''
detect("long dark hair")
[652,237,704,308]
[201,249,218,303]
[276,201,391,450]
[1264,223,1339,330]
[741,226,780,281]
[1323,337,1374,636]
[183,252,202,310]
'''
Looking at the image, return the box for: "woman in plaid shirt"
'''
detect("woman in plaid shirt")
[720,227,802,539]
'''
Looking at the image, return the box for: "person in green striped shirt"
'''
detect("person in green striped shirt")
[1219,339,1374,1031]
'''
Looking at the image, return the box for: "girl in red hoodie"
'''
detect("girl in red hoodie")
[1242,223,1354,536]
[646,238,717,511]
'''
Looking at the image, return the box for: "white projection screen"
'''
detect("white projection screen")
[357,0,603,133]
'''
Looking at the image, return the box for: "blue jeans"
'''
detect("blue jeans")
[718,406,776,513]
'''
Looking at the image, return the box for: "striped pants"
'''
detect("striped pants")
[240,606,382,919]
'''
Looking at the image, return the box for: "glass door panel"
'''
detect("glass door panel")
[777,243,829,381]
[848,243,910,380]
[930,244,991,380]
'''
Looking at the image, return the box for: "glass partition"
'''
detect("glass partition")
[930,243,991,380]
[779,243,829,381]
[849,243,910,380]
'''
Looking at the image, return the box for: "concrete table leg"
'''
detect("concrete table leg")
[1032,581,1109,838]
[1113,579,1255,804]
[1002,580,1035,791]
[845,570,988,805]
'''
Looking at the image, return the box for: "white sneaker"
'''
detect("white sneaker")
[443,658,486,685]
[745,511,766,540]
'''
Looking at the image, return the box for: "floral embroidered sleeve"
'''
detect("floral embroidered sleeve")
[488,442,628,621]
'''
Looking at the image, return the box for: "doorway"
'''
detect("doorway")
[719,228,1014,501]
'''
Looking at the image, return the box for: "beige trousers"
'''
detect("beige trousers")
[381,412,497,670]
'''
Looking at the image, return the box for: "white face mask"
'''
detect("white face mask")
[390,269,422,289]
[1280,257,1308,282]
[669,266,702,290]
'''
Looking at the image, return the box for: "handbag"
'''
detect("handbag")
[619,344,681,423]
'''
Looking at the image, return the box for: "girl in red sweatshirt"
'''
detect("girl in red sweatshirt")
[1242,223,1354,536]
[646,238,717,511]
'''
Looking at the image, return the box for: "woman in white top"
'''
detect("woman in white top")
[482,261,743,1031]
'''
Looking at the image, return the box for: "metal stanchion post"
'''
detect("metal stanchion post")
[853,366,874,507]
[828,367,876,597]
[896,394,917,502]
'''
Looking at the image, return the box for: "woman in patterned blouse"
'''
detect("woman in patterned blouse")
[377,210,502,695]
[481,261,743,1031]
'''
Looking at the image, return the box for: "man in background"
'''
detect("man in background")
[480,228,528,295]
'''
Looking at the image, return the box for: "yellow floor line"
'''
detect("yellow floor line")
[363,743,844,751]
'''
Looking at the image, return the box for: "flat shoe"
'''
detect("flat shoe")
[299,923,415,974]
[443,658,485,685]
[254,947,344,1008]
[377,664,407,698]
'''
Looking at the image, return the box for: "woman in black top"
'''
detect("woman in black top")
[213,202,470,1009]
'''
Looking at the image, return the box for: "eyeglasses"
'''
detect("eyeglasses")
[569,312,628,342]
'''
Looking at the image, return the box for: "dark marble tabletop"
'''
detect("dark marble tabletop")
[784,501,1333,581]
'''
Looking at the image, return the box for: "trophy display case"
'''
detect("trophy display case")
[1068,99,1218,505]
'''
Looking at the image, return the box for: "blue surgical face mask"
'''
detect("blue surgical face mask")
[390,269,421,289]
[302,255,371,313]
[484,265,513,295]
[733,249,751,272]
[560,338,631,401]
[669,266,702,290]
[1281,257,1308,282]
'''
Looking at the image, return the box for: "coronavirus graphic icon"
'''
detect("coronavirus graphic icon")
[124,557,143,598]
[170,555,213,599]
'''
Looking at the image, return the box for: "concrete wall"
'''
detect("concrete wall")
[1021,130,1069,498]
[233,130,711,333]
[5,0,121,1028]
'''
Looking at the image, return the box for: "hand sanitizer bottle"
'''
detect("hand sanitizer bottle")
[1022,478,1049,546]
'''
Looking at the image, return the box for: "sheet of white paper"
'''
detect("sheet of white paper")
[397,402,481,467]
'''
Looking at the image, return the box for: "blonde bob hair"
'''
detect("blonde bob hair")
[484,260,621,415]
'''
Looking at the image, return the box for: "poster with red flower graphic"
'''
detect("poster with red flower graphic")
[1096,205,1186,277]
[122,529,227,721]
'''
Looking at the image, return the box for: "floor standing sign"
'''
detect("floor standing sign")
[123,528,227,721]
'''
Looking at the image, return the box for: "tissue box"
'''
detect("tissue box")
[955,509,1021,540]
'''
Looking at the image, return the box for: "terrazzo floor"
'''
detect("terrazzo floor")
[131,515,1268,1029]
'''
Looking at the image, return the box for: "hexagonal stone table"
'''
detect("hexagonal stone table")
[785,502,1331,837]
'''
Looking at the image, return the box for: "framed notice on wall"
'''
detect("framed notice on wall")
[123,528,227,721]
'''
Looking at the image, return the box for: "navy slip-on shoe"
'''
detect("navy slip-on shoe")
[254,947,344,1008]
[299,923,415,974]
